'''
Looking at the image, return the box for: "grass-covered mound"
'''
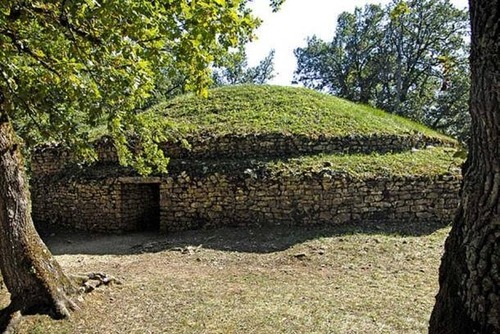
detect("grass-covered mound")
[31,84,463,236]
[161,146,462,179]
[80,84,463,178]
[64,146,462,182]
[147,85,453,142]
[267,146,462,178]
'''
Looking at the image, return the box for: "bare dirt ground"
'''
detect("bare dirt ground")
[2,221,450,334]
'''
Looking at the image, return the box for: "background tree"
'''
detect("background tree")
[294,5,386,103]
[429,0,500,332]
[294,0,470,143]
[144,47,276,108]
[0,0,265,329]
[212,48,275,86]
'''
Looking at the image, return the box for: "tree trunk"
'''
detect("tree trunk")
[0,103,78,330]
[429,0,500,333]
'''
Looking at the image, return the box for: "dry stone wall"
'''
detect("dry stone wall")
[32,133,453,176]
[30,133,461,233]
[159,168,460,232]
[32,177,123,232]
[31,137,118,176]
[163,133,453,159]
[32,169,161,232]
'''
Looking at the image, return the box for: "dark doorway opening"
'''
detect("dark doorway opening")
[121,183,160,231]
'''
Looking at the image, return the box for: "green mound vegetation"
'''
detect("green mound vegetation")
[146,85,454,141]
[269,147,462,178]
[143,85,463,177]
[85,84,463,177]
[167,147,463,179]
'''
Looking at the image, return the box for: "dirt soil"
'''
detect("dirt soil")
[2,221,450,334]
[40,220,445,255]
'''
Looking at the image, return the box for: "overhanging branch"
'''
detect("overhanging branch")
[0,29,61,77]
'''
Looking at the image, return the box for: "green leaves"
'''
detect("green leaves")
[212,48,275,86]
[294,0,470,143]
[269,0,286,12]
[390,1,410,22]
[0,0,261,173]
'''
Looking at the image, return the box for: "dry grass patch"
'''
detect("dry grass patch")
[6,222,450,333]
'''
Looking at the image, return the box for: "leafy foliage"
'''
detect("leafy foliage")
[294,0,470,143]
[145,47,275,109]
[212,48,275,86]
[143,47,276,110]
[0,0,260,173]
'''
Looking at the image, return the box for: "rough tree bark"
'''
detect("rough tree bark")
[429,0,500,333]
[0,93,78,332]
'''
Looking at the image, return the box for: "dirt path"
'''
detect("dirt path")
[41,229,166,255]
[40,220,447,256]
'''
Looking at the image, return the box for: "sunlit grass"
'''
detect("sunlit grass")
[147,85,453,142]
[268,146,462,178]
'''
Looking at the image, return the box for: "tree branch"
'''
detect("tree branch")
[0,29,61,77]
[57,1,102,45]
[9,1,102,45]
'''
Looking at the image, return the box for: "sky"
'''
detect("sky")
[246,0,470,86]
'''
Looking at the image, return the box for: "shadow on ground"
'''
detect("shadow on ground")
[39,220,451,256]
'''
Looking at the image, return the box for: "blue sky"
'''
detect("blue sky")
[246,0,469,86]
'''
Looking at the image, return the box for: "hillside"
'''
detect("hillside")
[146,85,454,142]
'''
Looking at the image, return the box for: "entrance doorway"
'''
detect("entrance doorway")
[121,183,160,231]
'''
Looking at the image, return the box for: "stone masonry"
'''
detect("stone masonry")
[30,132,461,233]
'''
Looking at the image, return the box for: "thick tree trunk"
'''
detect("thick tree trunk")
[0,106,78,331]
[429,0,500,333]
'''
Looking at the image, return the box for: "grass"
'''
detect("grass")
[146,85,453,141]
[267,146,463,178]
[7,222,450,334]
[165,146,463,179]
